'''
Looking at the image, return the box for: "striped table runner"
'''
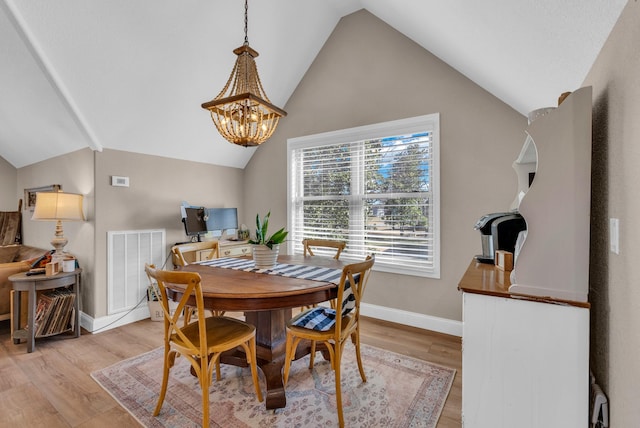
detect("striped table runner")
[197,257,344,284]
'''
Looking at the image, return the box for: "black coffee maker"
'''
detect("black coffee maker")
[474,212,527,264]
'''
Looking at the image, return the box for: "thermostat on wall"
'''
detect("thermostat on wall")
[111,176,130,187]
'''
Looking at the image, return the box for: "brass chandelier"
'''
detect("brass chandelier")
[201,0,286,147]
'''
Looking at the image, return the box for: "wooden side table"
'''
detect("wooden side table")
[10,269,82,353]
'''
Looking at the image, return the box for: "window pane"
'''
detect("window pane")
[365,197,432,267]
[366,133,431,194]
[301,200,350,239]
[301,145,351,196]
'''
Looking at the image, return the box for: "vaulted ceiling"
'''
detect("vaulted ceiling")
[0,0,627,169]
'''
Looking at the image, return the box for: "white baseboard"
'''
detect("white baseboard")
[80,305,152,334]
[360,303,462,337]
[81,303,462,337]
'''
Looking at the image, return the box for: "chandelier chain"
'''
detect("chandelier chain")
[244,0,249,46]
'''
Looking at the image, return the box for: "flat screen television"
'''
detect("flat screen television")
[205,208,238,232]
[183,207,207,240]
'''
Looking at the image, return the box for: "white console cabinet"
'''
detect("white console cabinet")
[460,277,589,428]
[458,88,592,427]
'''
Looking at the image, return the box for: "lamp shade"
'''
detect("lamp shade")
[32,191,85,221]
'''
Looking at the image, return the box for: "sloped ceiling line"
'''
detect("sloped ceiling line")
[2,0,102,152]
[0,1,627,169]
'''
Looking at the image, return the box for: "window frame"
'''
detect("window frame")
[287,114,440,278]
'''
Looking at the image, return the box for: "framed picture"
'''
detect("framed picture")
[24,184,62,211]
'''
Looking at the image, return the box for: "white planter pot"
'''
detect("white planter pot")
[252,244,280,269]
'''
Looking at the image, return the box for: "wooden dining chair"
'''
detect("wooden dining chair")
[283,255,375,428]
[145,264,262,428]
[302,238,346,260]
[301,239,347,310]
[172,241,220,266]
[172,241,224,321]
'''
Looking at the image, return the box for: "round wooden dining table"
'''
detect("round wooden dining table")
[171,254,344,410]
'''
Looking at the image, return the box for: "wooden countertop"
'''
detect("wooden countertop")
[458,259,590,308]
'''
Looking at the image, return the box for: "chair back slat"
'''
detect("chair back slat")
[340,270,358,316]
[335,255,374,331]
[302,239,346,259]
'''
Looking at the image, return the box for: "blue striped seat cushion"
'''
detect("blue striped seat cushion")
[290,276,357,331]
[291,306,338,331]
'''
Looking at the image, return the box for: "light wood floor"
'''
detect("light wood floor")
[0,315,461,427]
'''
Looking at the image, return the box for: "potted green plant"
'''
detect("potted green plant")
[248,211,288,269]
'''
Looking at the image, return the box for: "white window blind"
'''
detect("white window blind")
[288,114,440,278]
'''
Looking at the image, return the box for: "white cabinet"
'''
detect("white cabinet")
[462,292,589,428]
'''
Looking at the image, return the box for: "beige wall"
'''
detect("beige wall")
[92,149,244,317]
[583,1,640,426]
[0,156,17,210]
[17,148,95,310]
[244,10,527,321]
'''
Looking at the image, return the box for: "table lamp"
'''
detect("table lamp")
[32,191,85,262]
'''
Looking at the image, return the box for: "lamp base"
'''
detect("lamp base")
[51,233,68,265]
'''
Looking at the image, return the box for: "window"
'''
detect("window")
[287,114,440,278]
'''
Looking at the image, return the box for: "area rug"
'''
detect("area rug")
[91,343,455,427]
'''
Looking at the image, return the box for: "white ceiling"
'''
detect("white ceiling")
[0,0,627,169]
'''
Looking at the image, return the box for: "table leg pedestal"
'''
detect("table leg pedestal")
[245,309,290,410]
[207,308,326,410]
[258,357,287,409]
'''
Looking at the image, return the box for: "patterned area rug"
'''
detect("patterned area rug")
[91,343,455,427]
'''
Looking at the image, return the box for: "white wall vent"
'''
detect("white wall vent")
[107,229,165,315]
